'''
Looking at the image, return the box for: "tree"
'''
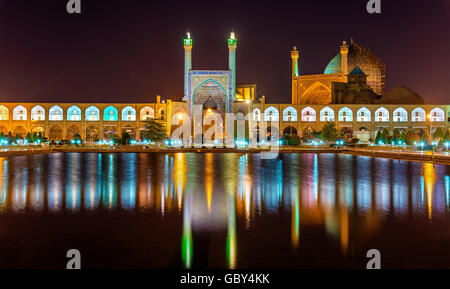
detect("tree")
[433,127,445,144]
[392,128,400,143]
[319,121,338,142]
[374,131,382,144]
[380,128,390,144]
[141,119,167,142]
[399,131,406,144]
[444,128,450,142]
[108,133,121,144]
[25,132,32,143]
[32,132,38,142]
[286,135,301,146]
[420,130,432,145]
[72,133,81,140]
[121,132,131,145]
[406,130,420,145]
[6,131,12,143]
[38,132,43,141]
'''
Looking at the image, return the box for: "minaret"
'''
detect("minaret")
[291,46,299,104]
[183,32,193,101]
[228,32,237,103]
[340,40,349,82]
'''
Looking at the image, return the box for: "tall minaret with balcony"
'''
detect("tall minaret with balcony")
[340,41,349,82]
[183,32,193,102]
[291,46,299,104]
[228,32,237,103]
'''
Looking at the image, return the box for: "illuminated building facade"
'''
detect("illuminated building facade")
[291,39,386,104]
[0,34,447,143]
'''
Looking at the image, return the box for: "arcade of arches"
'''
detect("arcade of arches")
[0,101,447,143]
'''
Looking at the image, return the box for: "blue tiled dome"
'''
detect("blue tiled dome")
[349,65,365,75]
[324,53,342,74]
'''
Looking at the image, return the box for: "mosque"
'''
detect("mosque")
[0,32,447,144]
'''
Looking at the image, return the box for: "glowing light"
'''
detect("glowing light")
[291,186,300,250]
[205,153,213,212]
[423,163,435,221]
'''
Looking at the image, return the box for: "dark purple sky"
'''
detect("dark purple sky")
[0,0,448,104]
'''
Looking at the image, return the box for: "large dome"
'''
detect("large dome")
[324,40,386,95]
[379,86,425,104]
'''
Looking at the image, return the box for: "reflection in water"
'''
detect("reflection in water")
[0,159,8,209]
[0,152,448,268]
[423,163,436,220]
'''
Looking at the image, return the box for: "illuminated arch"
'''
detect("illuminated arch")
[49,105,63,121]
[252,108,261,122]
[13,105,27,121]
[67,105,81,121]
[49,125,63,140]
[85,106,100,121]
[411,107,426,122]
[13,126,26,137]
[103,106,118,121]
[158,108,166,120]
[282,106,297,122]
[264,106,279,122]
[301,107,316,122]
[356,107,371,122]
[0,105,9,120]
[338,107,353,122]
[122,106,136,121]
[375,107,389,122]
[319,106,335,122]
[393,107,408,122]
[31,105,45,121]
[140,106,154,121]
[301,81,331,104]
[430,107,445,122]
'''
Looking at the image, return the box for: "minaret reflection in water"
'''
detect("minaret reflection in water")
[0,152,447,268]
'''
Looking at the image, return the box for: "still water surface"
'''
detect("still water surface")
[0,152,449,268]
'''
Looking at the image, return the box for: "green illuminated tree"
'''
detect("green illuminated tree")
[444,128,450,142]
[380,128,390,143]
[108,133,121,144]
[72,133,81,140]
[374,130,382,144]
[392,128,400,143]
[399,131,406,144]
[319,121,338,142]
[405,130,419,145]
[121,132,131,145]
[433,127,445,144]
[141,119,167,142]
[420,130,432,145]
[25,132,32,143]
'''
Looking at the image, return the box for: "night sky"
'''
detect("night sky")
[0,0,448,104]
